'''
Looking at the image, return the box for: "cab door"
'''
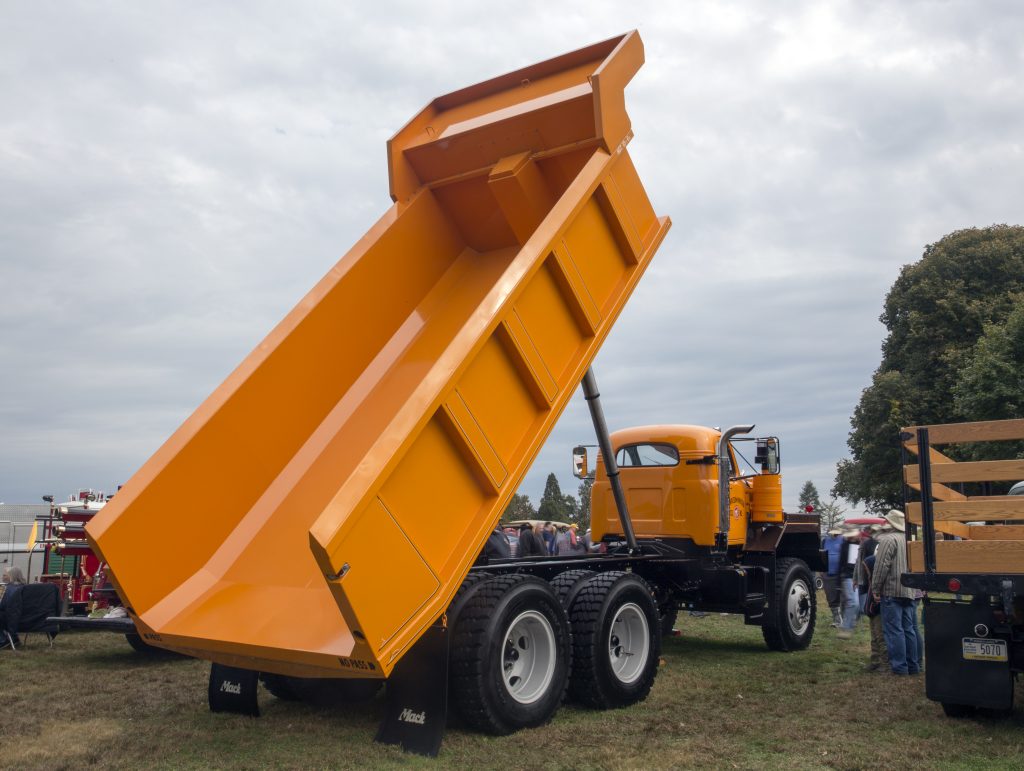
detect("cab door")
[612,442,679,537]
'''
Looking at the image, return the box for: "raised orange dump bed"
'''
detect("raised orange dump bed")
[88,31,670,678]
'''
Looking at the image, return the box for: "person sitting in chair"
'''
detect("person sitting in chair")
[1,566,28,649]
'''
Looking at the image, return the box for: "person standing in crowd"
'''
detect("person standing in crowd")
[554,525,571,555]
[859,526,889,672]
[541,521,556,555]
[871,510,920,675]
[836,527,861,639]
[517,522,545,557]
[857,525,882,611]
[910,584,925,673]
[482,527,511,560]
[0,566,28,650]
[567,524,586,555]
[822,527,844,627]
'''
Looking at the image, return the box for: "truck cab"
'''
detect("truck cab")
[578,425,784,549]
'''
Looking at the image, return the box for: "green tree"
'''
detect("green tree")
[562,492,580,523]
[501,493,536,523]
[797,481,822,512]
[833,370,912,512]
[576,477,594,531]
[817,498,847,535]
[834,225,1024,511]
[953,297,1024,463]
[954,296,1024,421]
[538,473,573,523]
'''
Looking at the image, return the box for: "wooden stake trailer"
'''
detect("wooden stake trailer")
[901,418,1024,715]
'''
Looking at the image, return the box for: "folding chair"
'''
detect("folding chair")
[2,582,61,651]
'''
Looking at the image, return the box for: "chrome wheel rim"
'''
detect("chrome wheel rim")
[608,602,649,684]
[502,610,556,704]
[787,578,812,636]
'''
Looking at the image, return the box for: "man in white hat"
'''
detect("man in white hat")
[870,510,920,675]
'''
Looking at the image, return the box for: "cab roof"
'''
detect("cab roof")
[609,425,722,455]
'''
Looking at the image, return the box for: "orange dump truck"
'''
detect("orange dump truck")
[87,32,822,755]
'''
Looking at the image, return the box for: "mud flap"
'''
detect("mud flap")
[375,621,448,757]
[208,663,260,717]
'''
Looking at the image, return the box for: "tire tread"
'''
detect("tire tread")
[449,574,570,735]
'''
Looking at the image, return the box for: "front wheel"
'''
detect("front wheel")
[762,558,816,651]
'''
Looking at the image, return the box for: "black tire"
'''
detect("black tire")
[941,702,977,718]
[125,632,157,654]
[762,558,816,652]
[449,574,571,735]
[259,672,301,701]
[550,569,596,609]
[567,571,661,709]
[125,632,184,657]
[259,673,381,705]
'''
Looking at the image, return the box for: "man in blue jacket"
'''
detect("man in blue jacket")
[821,527,844,627]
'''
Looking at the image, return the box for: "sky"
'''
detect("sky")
[2,1,1023,516]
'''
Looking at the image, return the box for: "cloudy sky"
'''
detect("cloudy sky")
[2,1,1022,516]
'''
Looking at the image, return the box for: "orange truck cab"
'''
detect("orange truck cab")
[589,424,784,546]
[572,421,823,645]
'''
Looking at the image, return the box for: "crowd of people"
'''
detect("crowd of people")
[483,521,595,560]
[515,521,590,557]
[820,509,923,675]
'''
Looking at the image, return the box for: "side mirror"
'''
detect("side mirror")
[572,445,589,479]
[755,438,781,475]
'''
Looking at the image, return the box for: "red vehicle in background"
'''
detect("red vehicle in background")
[39,489,114,615]
[36,489,162,653]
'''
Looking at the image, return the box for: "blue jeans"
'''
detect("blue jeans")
[881,597,920,674]
[840,578,859,630]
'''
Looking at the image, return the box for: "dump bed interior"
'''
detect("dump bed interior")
[88,31,670,677]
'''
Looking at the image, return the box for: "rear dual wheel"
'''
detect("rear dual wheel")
[449,574,571,735]
[566,571,661,709]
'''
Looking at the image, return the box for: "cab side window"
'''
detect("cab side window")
[616,443,679,467]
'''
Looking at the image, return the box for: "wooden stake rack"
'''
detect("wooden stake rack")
[902,419,1024,574]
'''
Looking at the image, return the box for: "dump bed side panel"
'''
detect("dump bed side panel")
[312,147,669,669]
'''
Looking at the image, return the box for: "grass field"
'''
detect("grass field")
[2,602,1022,770]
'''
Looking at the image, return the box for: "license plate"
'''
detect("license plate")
[962,637,1008,662]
